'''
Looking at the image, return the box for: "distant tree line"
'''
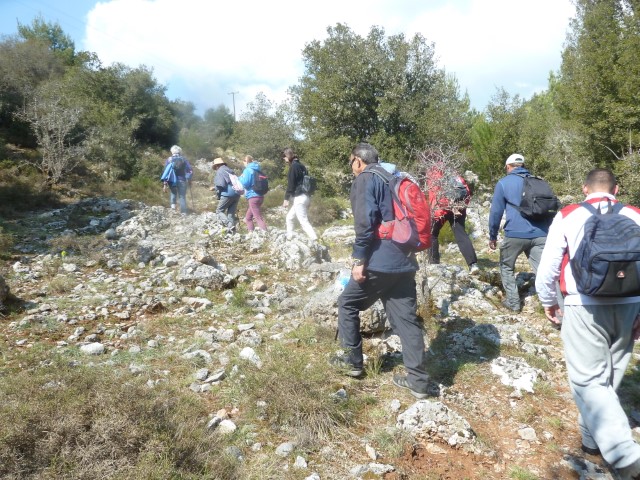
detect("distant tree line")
[2,1,640,204]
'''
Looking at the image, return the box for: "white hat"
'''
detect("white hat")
[505,153,524,166]
[170,145,182,155]
[212,157,225,167]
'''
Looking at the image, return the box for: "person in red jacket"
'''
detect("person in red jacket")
[426,165,479,274]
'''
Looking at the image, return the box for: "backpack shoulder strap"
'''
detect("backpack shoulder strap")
[365,164,393,184]
[612,201,625,214]
[364,165,408,217]
[504,173,527,208]
[581,199,619,215]
[580,201,598,215]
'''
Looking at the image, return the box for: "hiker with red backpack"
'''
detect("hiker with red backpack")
[332,142,432,399]
[160,145,193,215]
[535,168,640,480]
[426,164,479,274]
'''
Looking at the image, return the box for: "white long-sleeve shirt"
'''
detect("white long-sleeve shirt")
[535,192,640,307]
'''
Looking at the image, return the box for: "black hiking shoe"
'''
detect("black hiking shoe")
[581,444,600,456]
[392,374,430,399]
[329,354,363,378]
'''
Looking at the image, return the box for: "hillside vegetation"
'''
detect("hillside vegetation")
[0,172,638,480]
[3,4,640,477]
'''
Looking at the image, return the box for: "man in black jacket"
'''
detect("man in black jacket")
[282,147,317,240]
[334,142,431,399]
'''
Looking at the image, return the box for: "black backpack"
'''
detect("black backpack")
[301,166,317,195]
[171,155,186,175]
[449,176,469,203]
[508,173,560,221]
[571,201,640,297]
[252,170,269,195]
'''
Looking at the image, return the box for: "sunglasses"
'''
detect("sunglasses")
[350,156,359,167]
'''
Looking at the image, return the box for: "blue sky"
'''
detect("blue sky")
[2,0,576,117]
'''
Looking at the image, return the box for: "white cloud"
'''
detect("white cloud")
[83,0,575,115]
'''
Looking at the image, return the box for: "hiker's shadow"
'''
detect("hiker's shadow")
[375,305,502,394]
[375,314,501,388]
[422,315,501,389]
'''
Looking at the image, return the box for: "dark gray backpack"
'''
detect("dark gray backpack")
[571,201,640,296]
[301,166,317,195]
[508,173,560,221]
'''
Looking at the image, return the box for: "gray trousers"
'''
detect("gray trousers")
[216,195,240,230]
[561,303,640,469]
[337,271,429,389]
[499,236,546,309]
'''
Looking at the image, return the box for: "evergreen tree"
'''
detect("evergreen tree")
[556,0,640,164]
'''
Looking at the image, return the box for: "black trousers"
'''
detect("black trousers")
[428,210,477,267]
[337,270,429,389]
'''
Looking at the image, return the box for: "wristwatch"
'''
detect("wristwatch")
[351,258,365,268]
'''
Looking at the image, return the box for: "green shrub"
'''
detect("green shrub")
[309,196,345,226]
[0,226,14,259]
[0,164,61,217]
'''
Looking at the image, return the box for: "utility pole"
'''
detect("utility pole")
[228,91,239,121]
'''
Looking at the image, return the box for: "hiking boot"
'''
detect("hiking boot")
[170,204,176,209]
[617,458,640,480]
[469,263,480,275]
[501,300,521,312]
[329,354,363,378]
[392,374,430,399]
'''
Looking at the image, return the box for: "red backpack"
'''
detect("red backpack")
[368,166,432,252]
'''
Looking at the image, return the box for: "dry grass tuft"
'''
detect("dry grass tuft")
[228,343,357,449]
[0,360,240,479]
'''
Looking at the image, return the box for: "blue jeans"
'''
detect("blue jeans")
[337,270,428,389]
[169,180,188,213]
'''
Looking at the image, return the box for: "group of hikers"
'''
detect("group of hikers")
[160,145,318,239]
[161,142,640,479]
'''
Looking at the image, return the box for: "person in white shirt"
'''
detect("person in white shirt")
[535,168,640,480]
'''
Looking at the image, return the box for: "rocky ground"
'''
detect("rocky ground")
[0,195,639,480]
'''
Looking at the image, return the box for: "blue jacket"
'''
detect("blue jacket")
[161,155,193,185]
[489,166,550,241]
[238,162,263,199]
[214,164,239,197]
[350,163,418,273]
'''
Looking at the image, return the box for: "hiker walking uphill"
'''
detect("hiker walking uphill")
[161,145,193,215]
[210,157,240,233]
[426,164,479,274]
[282,147,317,241]
[488,153,557,312]
[333,142,431,399]
[237,155,267,232]
[535,168,640,480]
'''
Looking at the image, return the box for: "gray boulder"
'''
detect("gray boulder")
[176,260,230,290]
